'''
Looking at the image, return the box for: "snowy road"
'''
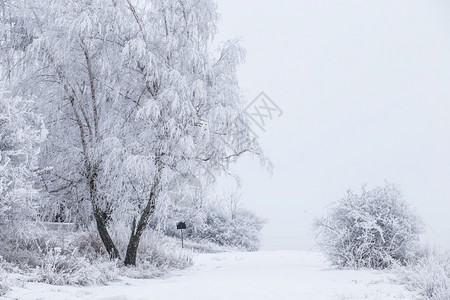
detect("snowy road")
[4,251,416,300]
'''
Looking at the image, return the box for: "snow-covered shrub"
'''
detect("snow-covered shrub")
[0,221,191,288]
[200,205,265,251]
[0,228,118,286]
[69,226,110,261]
[399,247,450,300]
[0,260,9,296]
[136,232,192,270]
[0,255,30,296]
[120,240,192,279]
[154,194,266,251]
[70,224,192,278]
[36,246,117,286]
[314,183,423,269]
[109,225,193,277]
[0,227,55,268]
[0,281,8,296]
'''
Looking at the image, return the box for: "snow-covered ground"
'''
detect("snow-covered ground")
[2,251,416,300]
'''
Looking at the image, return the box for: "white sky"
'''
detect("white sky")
[214,0,450,250]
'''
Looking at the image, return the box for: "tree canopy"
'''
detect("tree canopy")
[1,0,262,265]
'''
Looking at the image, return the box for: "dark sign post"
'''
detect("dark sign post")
[176,222,186,248]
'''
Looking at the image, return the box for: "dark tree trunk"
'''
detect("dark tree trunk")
[124,197,156,265]
[89,166,120,260]
[93,206,121,259]
[124,232,141,266]
[124,169,160,266]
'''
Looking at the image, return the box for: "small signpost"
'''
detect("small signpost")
[176,222,186,248]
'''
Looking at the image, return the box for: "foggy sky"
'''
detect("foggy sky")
[215,0,450,250]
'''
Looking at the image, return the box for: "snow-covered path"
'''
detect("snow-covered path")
[3,251,416,300]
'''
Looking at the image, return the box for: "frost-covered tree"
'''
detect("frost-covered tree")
[1,0,261,265]
[0,92,46,232]
[314,183,423,269]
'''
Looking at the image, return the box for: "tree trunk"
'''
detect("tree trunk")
[124,168,160,266]
[93,206,121,259]
[89,166,120,260]
[123,199,155,265]
[124,232,141,266]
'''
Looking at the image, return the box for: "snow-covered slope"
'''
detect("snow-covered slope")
[3,251,416,300]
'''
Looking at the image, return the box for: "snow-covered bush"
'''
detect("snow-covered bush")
[0,230,50,267]
[314,183,423,269]
[109,225,193,276]
[0,281,8,296]
[0,261,9,296]
[37,246,117,286]
[200,206,265,251]
[0,222,191,287]
[119,232,193,279]
[399,247,450,300]
[0,255,30,296]
[155,194,266,251]
[0,228,118,286]
[69,224,192,279]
